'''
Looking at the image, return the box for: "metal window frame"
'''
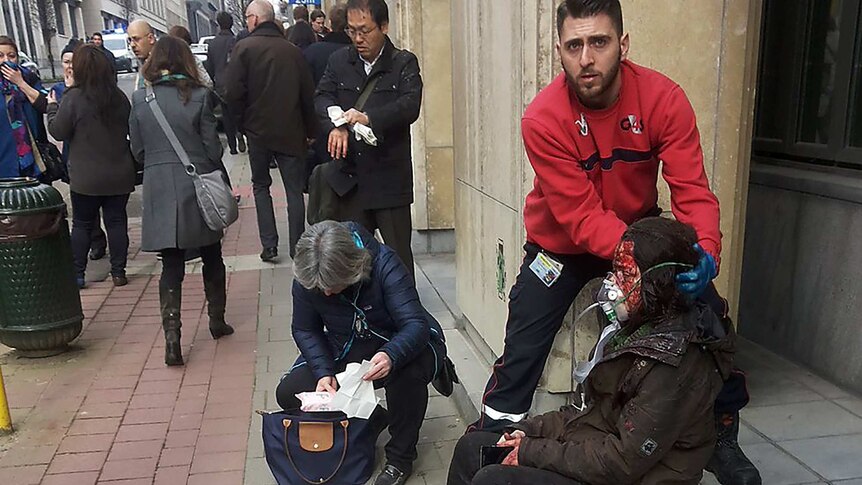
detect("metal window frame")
[753,0,862,169]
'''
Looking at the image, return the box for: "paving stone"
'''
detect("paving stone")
[743,401,862,441]
[107,439,164,461]
[0,464,47,484]
[57,434,116,454]
[99,456,158,480]
[780,434,862,481]
[153,464,190,485]
[46,451,108,474]
[41,471,100,485]
[741,443,819,485]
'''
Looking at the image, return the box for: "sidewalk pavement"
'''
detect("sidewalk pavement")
[1,151,862,484]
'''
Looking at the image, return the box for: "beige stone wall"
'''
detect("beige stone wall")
[387,0,456,231]
[452,0,762,355]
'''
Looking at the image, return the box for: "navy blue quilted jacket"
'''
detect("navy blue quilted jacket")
[291,223,444,381]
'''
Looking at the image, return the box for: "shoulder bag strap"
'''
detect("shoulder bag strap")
[354,74,380,112]
[145,84,197,175]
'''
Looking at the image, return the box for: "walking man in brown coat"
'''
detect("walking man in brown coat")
[225,0,318,262]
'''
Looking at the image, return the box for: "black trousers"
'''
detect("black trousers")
[160,242,224,288]
[90,222,106,253]
[275,337,436,472]
[337,187,415,284]
[70,192,129,278]
[474,242,750,431]
[248,143,305,257]
[217,96,240,152]
[447,431,585,485]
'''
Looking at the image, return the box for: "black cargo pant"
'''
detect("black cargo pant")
[471,242,750,431]
[275,337,436,473]
[336,187,415,285]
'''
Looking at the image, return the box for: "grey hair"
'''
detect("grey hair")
[293,221,373,291]
[248,0,275,22]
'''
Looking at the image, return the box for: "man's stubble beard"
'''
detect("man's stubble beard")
[564,51,622,109]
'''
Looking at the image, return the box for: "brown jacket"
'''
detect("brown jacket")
[224,21,318,156]
[516,304,735,485]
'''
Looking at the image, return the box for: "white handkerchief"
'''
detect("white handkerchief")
[326,106,378,146]
[331,360,380,419]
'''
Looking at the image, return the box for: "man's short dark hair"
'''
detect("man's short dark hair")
[557,0,623,37]
[217,11,233,30]
[92,32,102,39]
[346,0,389,27]
[294,5,309,22]
[329,5,348,33]
[311,10,326,22]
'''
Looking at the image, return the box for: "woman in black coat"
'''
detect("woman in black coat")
[46,44,136,288]
[129,37,234,366]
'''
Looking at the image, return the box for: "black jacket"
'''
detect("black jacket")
[303,31,352,86]
[205,29,236,93]
[314,37,423,210]
[224,22,318,156]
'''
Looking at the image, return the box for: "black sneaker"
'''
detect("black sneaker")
[706,413,762,485]
[260,247,278,262]
[374,464,409,485]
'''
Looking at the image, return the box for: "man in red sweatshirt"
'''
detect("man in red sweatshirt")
[467,1,760,484]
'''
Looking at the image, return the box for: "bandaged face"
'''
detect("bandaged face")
[611,239,642,318]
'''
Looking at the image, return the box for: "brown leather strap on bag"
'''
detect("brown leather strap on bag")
[283,419,350,484]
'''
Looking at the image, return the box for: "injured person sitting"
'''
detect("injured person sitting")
[447,217,736,485]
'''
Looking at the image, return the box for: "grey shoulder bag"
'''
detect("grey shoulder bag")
[145,85,238,232]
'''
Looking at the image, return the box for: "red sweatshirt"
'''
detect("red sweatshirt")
[522,60,721,264]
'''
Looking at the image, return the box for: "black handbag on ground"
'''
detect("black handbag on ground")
[260,410,376,485]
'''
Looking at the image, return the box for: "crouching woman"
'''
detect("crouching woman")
[276,220,443,485]
[448,217,736,485]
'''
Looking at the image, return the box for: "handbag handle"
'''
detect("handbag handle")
[283,419,350,484]
[145,85,197,177]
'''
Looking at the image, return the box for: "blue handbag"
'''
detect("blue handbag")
[260,410,376,485]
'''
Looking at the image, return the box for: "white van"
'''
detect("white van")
[101,30,138,73]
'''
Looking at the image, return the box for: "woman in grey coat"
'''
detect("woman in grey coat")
[129,36,234,366]
[46,44,135,288]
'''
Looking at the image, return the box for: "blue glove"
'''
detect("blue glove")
[675,243,716,298]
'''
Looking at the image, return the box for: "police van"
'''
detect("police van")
[101,30,138,73]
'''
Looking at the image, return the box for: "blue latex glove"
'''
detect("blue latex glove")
[675,243,716,297]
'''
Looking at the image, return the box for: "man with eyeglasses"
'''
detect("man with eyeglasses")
[224,0,318,263]
[314,0,423,289]
[127,20,156,90]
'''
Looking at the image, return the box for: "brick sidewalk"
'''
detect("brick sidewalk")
[0,155,465,485]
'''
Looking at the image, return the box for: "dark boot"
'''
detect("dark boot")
[159,281,184,366]
[203,262,234,339]
[706,412,762,485]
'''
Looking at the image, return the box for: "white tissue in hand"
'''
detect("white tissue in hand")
[327,106,348,128]
[326,105,378,146]
[330,360,379,419]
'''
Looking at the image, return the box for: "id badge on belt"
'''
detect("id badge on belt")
[529,252,564,287]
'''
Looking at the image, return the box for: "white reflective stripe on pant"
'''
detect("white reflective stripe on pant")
[483,404,528,423]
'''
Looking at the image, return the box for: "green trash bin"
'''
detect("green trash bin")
[0,177,83,355]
